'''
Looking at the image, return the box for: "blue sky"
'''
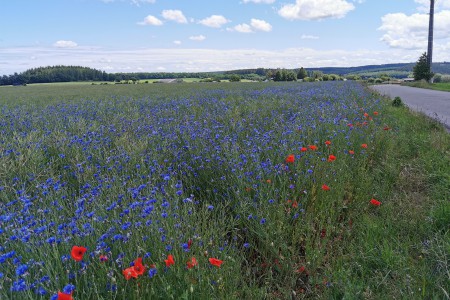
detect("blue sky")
[1,0,450,75]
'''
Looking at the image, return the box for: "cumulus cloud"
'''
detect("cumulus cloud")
[242,0,276,3]
[278,0,355,20]
[379,10,450,49]
[138,15,163,26]
[301,34,319,39]
[162,9,188,24]
[250,19,272,32]
[198,15,230,28]
[228,19,272,33]
[189,35,206,41]
[173,40,181,45]
[232,23,254,33]
[53,40,78,48]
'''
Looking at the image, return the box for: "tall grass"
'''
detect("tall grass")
[0,81,448,299]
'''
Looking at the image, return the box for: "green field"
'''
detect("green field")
[403,81,450,92]
[0,81,448,299]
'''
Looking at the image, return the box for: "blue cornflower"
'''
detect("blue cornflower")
[260,218,266,225]
[34,286,47,295]
[148,268,157,278]
[11,279,27,291]
[207,205,214,211]
[63,284,75,294]
[15,264,28,276]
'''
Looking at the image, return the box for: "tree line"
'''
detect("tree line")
[4,63,428,86]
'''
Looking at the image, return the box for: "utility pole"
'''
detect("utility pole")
[427,0,435,74]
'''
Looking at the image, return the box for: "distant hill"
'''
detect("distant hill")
[1,62,450,85]
[307,62,450,78]
[213,62,450,79]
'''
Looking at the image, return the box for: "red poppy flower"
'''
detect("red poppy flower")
[71,246,87,262]
[370,199,381,206]
[325,140,331,146]
[373,111,379,115]
[122,267,138,280]
[364,113,369,117]
[165,254,175,267]
[348,150,355,155]
[383,126,391,131]
[308,145,318,151]
[347,123,353,127]
[209,258,223,268]
[186,257,198,269]
[133,257,146,275]
[300,147,307,152]
[57,291,73,300]
[321,184,330,191]
[327,154,336,162]
[188,239,193,249]
[285,154,295,163]
[99,255,108,262]
[361,144,368,149]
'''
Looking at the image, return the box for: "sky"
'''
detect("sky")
[1,0,450,75]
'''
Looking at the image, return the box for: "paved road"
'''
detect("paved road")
[370,84,450,131]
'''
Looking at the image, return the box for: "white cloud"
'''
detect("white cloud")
[53,40,78,48]
[6,46,450,76]
[301,34,319,39]
[242,0,276,3]
[415,0,450,12]
[198,15,230,28]
[279,0,355,20]
[6,43,450,75]
[138,15,163,26]
[379,10,450,49]
[233,23,253,33]
[162,10,188,24]
[173,40,181,45]
[229,19,272,33]
[250,19,272,32]
[189,35,206,41]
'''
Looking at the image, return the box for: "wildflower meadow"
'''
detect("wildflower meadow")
[0,81,448,299]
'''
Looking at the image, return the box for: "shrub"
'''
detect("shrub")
[392,96,403,107]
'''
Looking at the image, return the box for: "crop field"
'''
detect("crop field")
[0,81,448,299]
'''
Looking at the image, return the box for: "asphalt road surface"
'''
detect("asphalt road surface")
[371,84,450,131]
